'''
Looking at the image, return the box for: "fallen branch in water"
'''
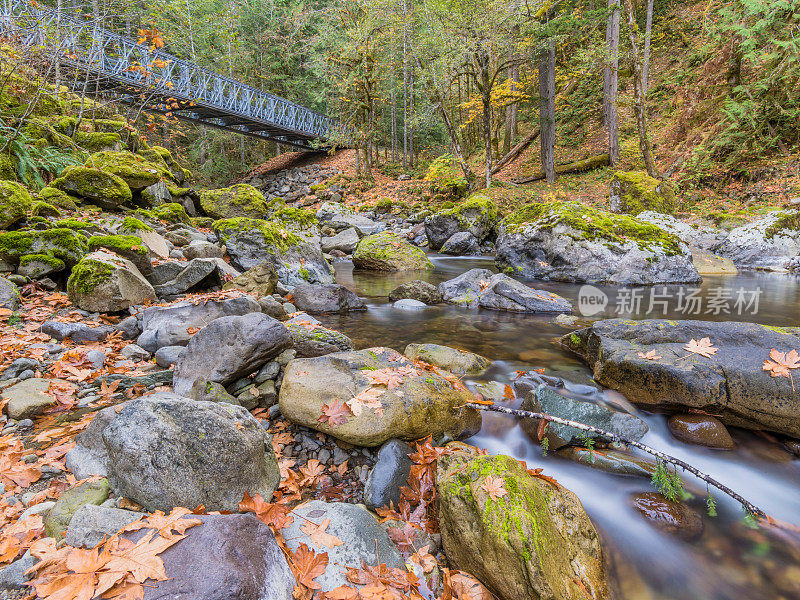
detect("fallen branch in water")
[466,402,767,518]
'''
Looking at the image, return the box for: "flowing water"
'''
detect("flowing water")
[320,255,800,600]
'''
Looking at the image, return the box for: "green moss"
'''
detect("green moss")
[67,258,113,295]
[52,166,132,208]
[0,180,32,228]
[0,231,34,258]
[39,186,79,211]
[191,216,214,229]
[199,184,268,220]
[352,231,433,271]
[213,217,301,252]
[0,228,88,264]
[611,170,675,216]
[501,201,683,256]
[764,211,800,239]
[75,131,122,153]
[19,253,65,272]
[310,183,327,192]
[85,150,163,190]
[30,201,61,217]
[151,202,190,224]
[88,235,148,256]
[0,154,17,181]
[273,206,317,229]
[440,192,499,227]
[120,216,153,233]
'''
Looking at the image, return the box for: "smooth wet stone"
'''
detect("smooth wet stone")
[404,343,491,376]
[668,414,736,449]
[363,439,412,510]
[291,283,366,314]
[40,320,112,342]
[388,280,442,304]
[557,446,656,478]
[393,299,426,310]
[632,492,704,541]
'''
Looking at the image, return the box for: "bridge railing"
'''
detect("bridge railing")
[0,0,334,143]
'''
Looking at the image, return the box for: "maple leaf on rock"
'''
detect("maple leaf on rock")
[763,348,800,391]
[637,350,662,361]
[290,544,329,590]
[683,337,718,358]
[479,475,508,501]
[299,518,344,549]
[347,386,385,417]
[239,492,294,529]
[121,507,202,540]
[319,400,352,426]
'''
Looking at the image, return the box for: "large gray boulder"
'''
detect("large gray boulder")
[67,508,294,600]
[173,312,291,395]
[713,210,800,270]
[496,201,700,285]
[279,347,481,446]
[439,268,572,313]
[291,283,366,314]
[321,227,359,254]
[136,293,261,352]
[424,194,497,251]
[563,319,800,436]
[280,501,405,592]
[636,211,726,251]
[513,372,648,449]
[67,250,156,312]
[213,218,334,289]
[102,393,280,511]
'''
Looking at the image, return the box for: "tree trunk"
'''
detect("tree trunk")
[642,0,654,95]
[603,0,620,165]
[538,43,556,183]
[622,0,658,177]
[502,64,519,155]
[402,0,409,169]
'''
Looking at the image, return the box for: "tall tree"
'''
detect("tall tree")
[538,41,556,183]
[603,0,620,165]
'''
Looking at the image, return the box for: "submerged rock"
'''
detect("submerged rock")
[388,280,442,304]
[279,347,481,446]
[496,201,700,284]
[564,319,800,437]
[404,343,491,376]
[439,268,572,313]
[557,446,657,478]
[436,446,610,600]
[631,492,704,541]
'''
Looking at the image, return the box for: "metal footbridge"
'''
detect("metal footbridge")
[0,0,335,150]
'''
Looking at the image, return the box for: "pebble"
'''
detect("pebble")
[22,454,37,464]
[17,369,34,380]
[16,419,33,429]
[333,446,349,465]
[318,449,331,464]
[0,483,5,494]
[86,349,106,370]
[283,302,296,313]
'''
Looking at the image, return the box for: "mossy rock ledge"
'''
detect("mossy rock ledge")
[610,170,675,216]
[436,446,609,600]
[67,250,156,312]
[0,180,32,228]
[353,231,433,272]
[200,184,269,220]
[495,201,700,285]
[0,228,88,266]
[86,150,163,190]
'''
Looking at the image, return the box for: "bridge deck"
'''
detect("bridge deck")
[0,0,335,150]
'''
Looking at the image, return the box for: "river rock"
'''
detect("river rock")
[404,343,491,376]
[440,231,481,255]
[436,447,610,600]
[41,320,113,343]
[496,201,701,284]
[631,492,704,541]
[424,194,497,250]
[222,261,278,297]
[44,477,109,539]
[388,280,442,304]
[214,217,334,289]
[637,211,726,250]
[279,347,481,446]
[188,378,240,405]
[291,283,366,314]
[328,214,384,236]
[152,257,225,297]
[65,403,121,479]
[321,227,359,254]
[363,439,413,510]
[515,374,649,449]
[136,293,261,352]
[439,268,572,313]
[668,414,735,449]
[183,240,225,260]
[353,232,433,271]
[67,250,156,312]
[393,299,426,310]
[3,378,61,420]
[173,312,291,395]
[285,314,354,357]
[609,170,675,215]
[102,393,280,511]
[280,501,405,592]
[66,505,145,548]
[556,446,656,478]
[563,319,800,436]
[154,345,184,368]
[0,276,20,311]
[713,210,800,270]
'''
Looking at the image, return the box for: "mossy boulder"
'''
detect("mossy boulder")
[151,202,191,225]
[424,193,498,250]
[67,250,156,312]
[610,170,675,216]
[436,447,609,600]
[403,343,490,376]
[0,228,88,265]
[0,154,17,180]
[30,201,61,218]
[714,210,800,270]
[0,180,32,228]
[496,201,700,285]
[87,235,152,275]
[39,186,79,212]
[52,166,132,209]
[222,262,277,297]
[44,478,110,539]
[86,151,163,190]
[278,347,481,446]
[272,206,318,232]
[213,217,334,289]
[75,131,122,152]
[200,184,269,220]
[18,253,65,278]
[120,216,153,233]
[353,232,433,272]
[138,145,189,185]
